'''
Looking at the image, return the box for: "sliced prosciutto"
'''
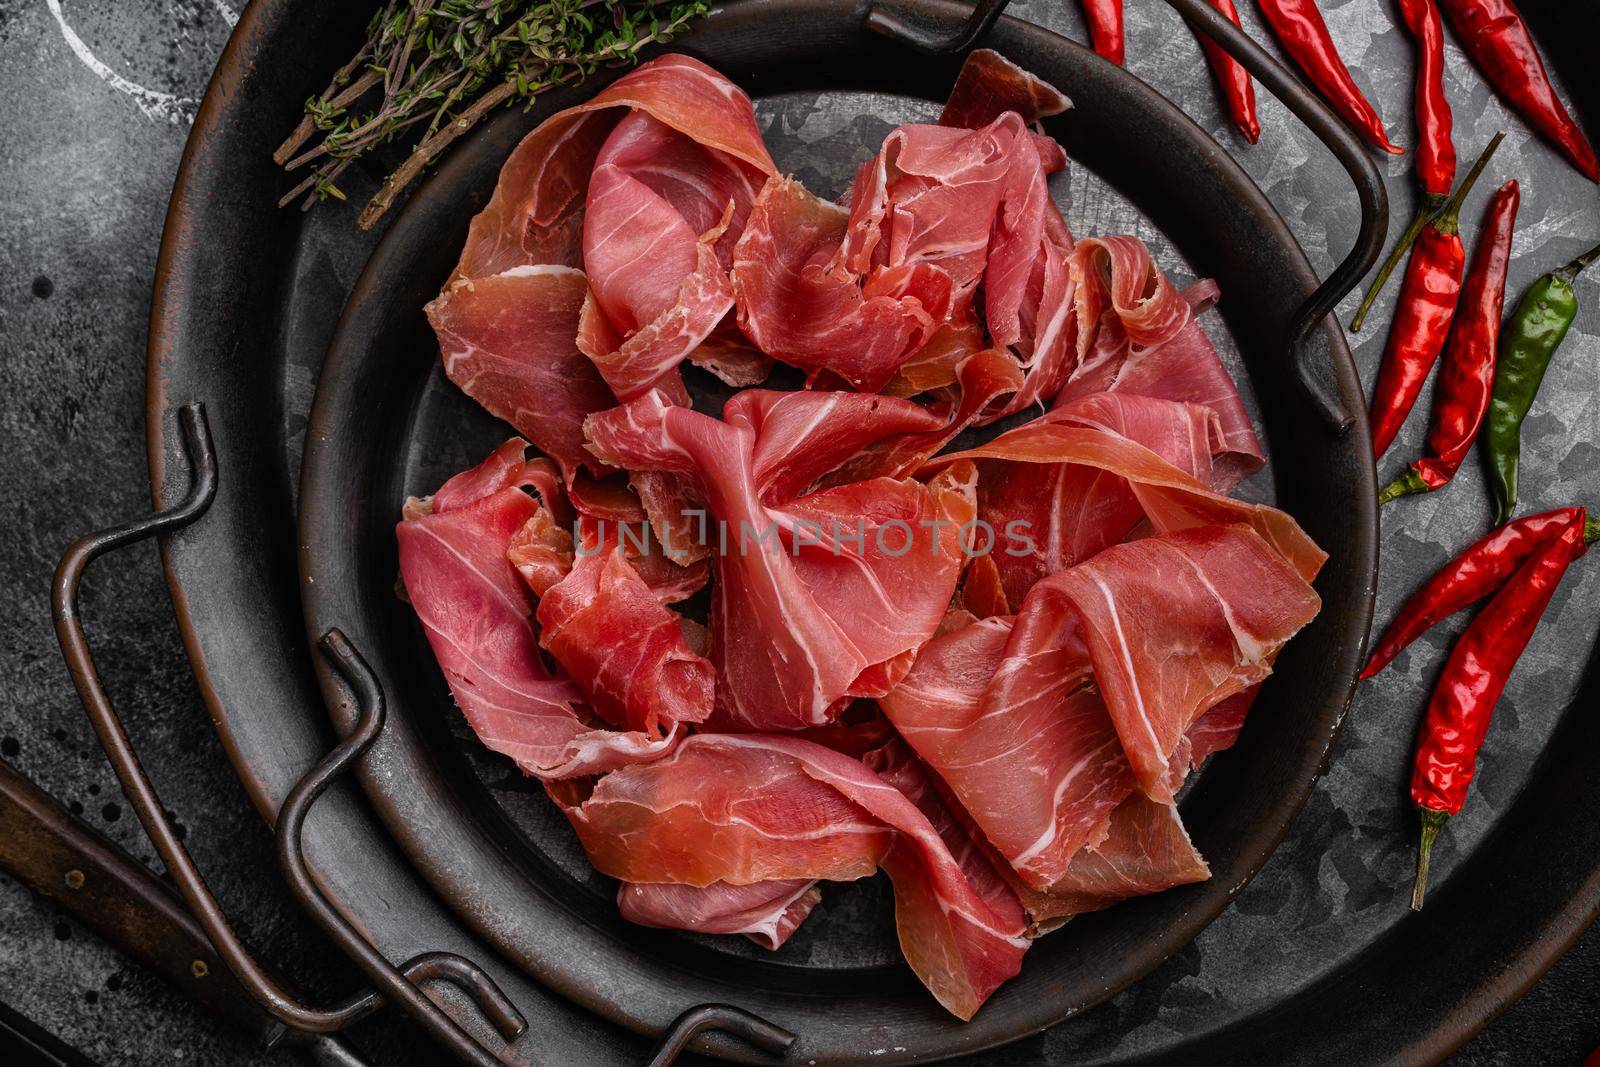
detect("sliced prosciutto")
[408,49,1332,1022]
[585,391,975,730]
[1059,243,1262,488]
[939,48,1071,131]
[427,266,617,484]
[455,54,775,281]
[925,393,1322,608]
[1039,524,1320,801]
[396,440,677,779]
[549,733,1027,1019]
[731,177,950,391]
[617,879,821,950]
[436,55,776,483]
[578,101,770,400]
[534,524,713,737]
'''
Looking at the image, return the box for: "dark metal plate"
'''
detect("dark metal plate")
[294,2,1375,1062]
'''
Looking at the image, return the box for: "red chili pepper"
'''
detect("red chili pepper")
[1380,179,1520,504]
[1195,0,1260,143]
[1348,0,1457,331]
[1361,505,1584,678]
[1370,132,1503,459]
[1436,0,1600,183]
[1081,0,1126,65]
[1253,0,1402,155]
[1410,507,1591,910]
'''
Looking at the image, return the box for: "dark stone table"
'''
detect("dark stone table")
[0,1,1595,1063]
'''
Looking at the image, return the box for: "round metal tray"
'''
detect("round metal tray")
[295,2,1375,1062]
[145,0,1600,1063]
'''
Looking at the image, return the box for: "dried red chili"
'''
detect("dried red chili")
[1380,179,1520,504]
[1436,0,1600,183]
[1409,507,1592,910]
[1195,0,1260,143]
[1253,0,1402,155]
[1349,0,1456,331]
[1082,0,1126,66]
[1369,132,1503,459]
[1361,505,1584,678]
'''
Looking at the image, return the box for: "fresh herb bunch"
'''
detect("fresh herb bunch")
[275,0,708,228]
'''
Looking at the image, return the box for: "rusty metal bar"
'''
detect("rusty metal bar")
[52,402,523,1065]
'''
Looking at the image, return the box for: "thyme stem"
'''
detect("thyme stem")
[276,0,708,227]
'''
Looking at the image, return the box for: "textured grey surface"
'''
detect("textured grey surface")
[0,0,1597,1064]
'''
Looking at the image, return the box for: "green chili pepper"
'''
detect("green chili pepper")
[1483,239,1600,525]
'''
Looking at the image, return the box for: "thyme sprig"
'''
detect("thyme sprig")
[276,0,707,229]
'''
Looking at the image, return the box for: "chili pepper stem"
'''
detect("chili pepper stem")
[1412,806,1449,911]
[1379,469,1429,504]
[1555,239,1600,283]
[1433,132,1506,235]
[1352,197,1445,332]
[1586,517,1600,546]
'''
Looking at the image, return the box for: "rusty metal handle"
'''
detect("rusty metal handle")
[645,1003,796,1066]
[1158,0,1386,433]
[864,0,1386,433]
[52,402,524,1065]
[864,0,1011,54]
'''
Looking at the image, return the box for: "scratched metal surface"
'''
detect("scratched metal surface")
[0,0,1597,1064]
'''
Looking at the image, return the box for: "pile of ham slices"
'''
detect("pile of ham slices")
[399,50,1326,1021]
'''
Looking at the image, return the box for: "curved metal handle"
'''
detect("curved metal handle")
[1158,0,1386,431]
[865,0,1387,432]
[645,1003,796,1067]
[864,0,1012,54]
[52,403,524,1064]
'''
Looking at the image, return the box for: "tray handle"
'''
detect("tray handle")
[53,403,524,1065]
[864,0,1387,431]
[1159,0,1385,432]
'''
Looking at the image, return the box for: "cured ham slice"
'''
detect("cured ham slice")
[879,613,1132,891]
[1059,254,1262,488]
[1040,793,1210,917]
[535,526,714,737]
[396,441,677,779]
[882,523,1315,894]
[585,391,974,730]
[1042,524,1319,800]
[940,48,1071,130]
[925,396,1323,607]
[724,388,945,503]
[426,265,617,484]
[456,54,775,281]
[550,733,1027,1019]
[617,880,821,950]
[731,177,949,391]
[578,105,768,400]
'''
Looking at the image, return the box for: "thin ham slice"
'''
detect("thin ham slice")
[585,391,974,730]
[396,440,677,779]
[455,54,775,282]
[878,613,1132,892]
[426,265,617,484]
[731,177,948,391]
[617,880,822,950]
[1043,525,1320,801]
[1036,793,1210,918]
[534,525,714,738]
[923,398,1325,609]
[881,523,1315,897]
[549,733,1027,1019]
[939,48,1071,130]
[724,389,945,503]
[1059,260,1263,488]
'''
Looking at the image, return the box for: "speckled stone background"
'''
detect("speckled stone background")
[1,0,1598,1064]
